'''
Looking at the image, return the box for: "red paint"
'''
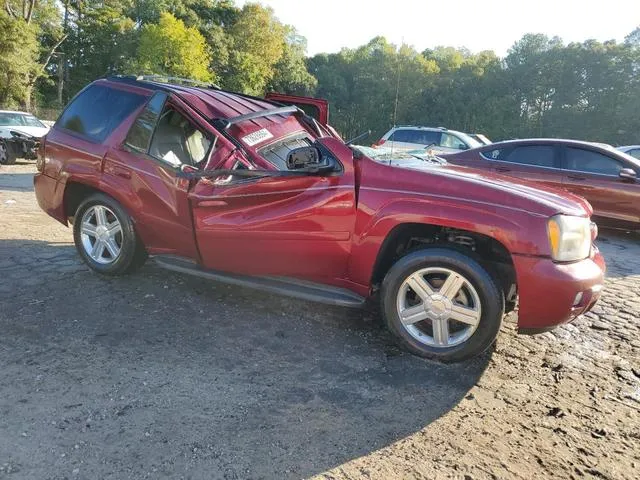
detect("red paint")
[34,78,606,332]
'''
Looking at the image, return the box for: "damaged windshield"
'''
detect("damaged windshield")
[352,145,447,166]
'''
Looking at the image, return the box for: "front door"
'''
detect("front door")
[561,146,640,226]
[189,141,356,281]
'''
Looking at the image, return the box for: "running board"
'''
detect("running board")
[153,255,366,308]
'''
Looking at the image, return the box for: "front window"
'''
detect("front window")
[258,133,314,170]
[565,148,623,175]
[440,132,469,150]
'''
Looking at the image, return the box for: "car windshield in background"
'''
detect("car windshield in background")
[454,131,482,149]
[0,112,46,128]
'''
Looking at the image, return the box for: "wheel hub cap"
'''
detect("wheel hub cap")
[396,267,482,348]
[426,294,452,319]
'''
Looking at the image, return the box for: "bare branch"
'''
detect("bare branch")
[40,34,68,73]
[25,0,36,24]
[5,0,16,17]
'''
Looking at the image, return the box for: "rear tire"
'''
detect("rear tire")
[73,193,147,275]
[381,248,504,362]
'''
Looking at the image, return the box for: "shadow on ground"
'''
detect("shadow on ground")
[0,239,491,479]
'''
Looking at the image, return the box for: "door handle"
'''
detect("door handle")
[116,170,131,179]
[567,174,586,181]
[197,200,228,208]
[495,166,511,172]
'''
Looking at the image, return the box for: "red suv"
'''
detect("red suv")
[34,77,605,362]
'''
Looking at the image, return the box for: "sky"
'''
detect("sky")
[236,0,640,56]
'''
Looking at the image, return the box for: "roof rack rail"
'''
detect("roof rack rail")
[131,74,221,90]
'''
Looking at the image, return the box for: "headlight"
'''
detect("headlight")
[547,215,591,262]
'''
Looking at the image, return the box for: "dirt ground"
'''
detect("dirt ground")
[0,162,638,480]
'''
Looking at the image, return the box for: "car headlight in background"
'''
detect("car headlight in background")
[547,215,591,262]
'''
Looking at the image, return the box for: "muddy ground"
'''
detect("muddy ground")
[0,163,638,480]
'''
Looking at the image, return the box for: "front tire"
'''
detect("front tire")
[381,248,504,362]
[0,140,17,165]
[73,193,147,275]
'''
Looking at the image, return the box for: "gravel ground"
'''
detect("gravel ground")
[0,163,638,480]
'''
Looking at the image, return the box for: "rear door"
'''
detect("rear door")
[561,146,640,226]
[103,92,215,259]
[479,144,564,190]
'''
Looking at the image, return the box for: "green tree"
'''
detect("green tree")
[266,27,317,95]
[135,11,214,82]
[0,11,39,108]
[223,3,285,94]
[65,3,138,99]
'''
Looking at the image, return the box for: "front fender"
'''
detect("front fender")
[348,196,549,287]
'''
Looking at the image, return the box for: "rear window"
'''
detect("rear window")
[389,129,441,146]
[57,84,146,142]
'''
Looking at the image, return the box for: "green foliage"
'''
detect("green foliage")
[65,4,138,97]
[223,3,285,94]
[0,11,40,108]
[266,27,317,96]
[1,0,638,146]
[135,12,214,82]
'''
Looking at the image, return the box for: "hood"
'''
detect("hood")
[361,156,591,218]
[0,125,49,139]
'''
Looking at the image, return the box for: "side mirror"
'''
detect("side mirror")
[286,146,327,171]
[619,168,636,181]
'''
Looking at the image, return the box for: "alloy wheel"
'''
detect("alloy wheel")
[80,205,123,265]
[396,267,482,348]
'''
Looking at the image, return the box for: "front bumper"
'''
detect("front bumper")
[514,247,605,332]
[7,135,39,159]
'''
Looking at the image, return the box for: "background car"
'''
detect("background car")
[0,110,50,165]
[373,126,482,153]
[443,138,640,230]
[617,145,640,159]
[468,133,492,145]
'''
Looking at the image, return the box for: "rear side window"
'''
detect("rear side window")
[504,146,555,167]
[125,92,168,153]
[389,129,441,146]
[565,148,623,175]
[57,84,146,142]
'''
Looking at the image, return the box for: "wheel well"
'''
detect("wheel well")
[371,223,517,304]
[63,182,101,223]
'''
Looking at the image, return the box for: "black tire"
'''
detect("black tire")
[0,139,17,165]
[73,193,147,275]
[381,248,504,362]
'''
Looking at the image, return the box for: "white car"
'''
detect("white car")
[0,110,50,165]
[374,126,482,153]
[617,145,640,160]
